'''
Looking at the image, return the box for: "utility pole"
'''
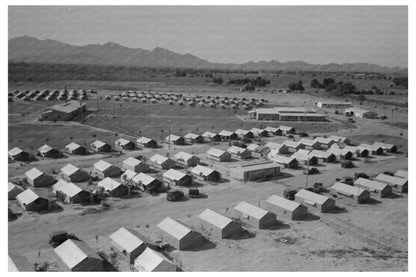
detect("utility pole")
[168,120,171,149]
[391,108,394,125]
[305,160,310,187]
[96,87,100,111]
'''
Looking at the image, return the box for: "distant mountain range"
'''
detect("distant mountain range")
[8,36,407,74]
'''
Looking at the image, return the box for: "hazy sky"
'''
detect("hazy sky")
[9,6,408,67]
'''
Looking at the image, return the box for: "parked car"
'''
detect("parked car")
[49,231,80,248]
[166,190,184,202]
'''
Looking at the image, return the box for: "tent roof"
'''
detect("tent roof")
[156,217,191,240]
[16,189,40,205]
[266,194,301,212]
[198,209,233,229]
[25,167,44,180]
[191,165,215,176]
[54,239,102,270]
[123,157,142,167]
[61,163,80,176]
[134,247,174,272]
[150,154,170,165]
[295,189,331,205]
[207,148,227,157]
[331,182,367,196]
[109,227,145,253]
[93,160,113,172]
[234,201,268,220]
[53,179,83,197]
[163,169,186,181]
[132,173,156,186]
[98,177,123,191]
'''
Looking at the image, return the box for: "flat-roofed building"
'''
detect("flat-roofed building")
[249,107,326,121]
[295,189,335,213]
[197,209,242,240]
[40,101,87,121]
[265,195,307,220]
[230,161,280,182]
[317,101,352,108]
[233,201,276,229]
[354,178,392,198]
[330,182,370,204]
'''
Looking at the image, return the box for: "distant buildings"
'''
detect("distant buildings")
[317,101,352,108]
[345,107,377,118]
[249,107,327,121]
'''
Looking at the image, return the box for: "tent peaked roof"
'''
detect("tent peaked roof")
[109,227,145,253]
[157,217,191,240]
[234,201,268,220]
[54,239,102,270]
[266,194,302,212]
[198,209,233,229]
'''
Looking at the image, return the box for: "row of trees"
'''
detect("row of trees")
[226,76,271,87]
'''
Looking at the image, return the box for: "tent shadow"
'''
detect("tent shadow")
[227,229,256,241]
[363,197,382,205]
[186,237,217,252]
[264,220,290,230]
[327,205,348,214]
[386,192,404,199]
[297,213,320,221]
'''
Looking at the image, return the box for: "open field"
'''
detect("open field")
[8,79,408,272]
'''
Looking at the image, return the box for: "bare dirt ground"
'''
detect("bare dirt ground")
[8,82,408,271]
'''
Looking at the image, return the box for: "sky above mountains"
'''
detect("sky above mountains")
[9,6,408,67]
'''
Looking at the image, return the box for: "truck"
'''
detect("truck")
[49,231,80,248]
[283,189,298,200]
[166,190,184,202]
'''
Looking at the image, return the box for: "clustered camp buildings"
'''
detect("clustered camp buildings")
[8,96,408,272]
